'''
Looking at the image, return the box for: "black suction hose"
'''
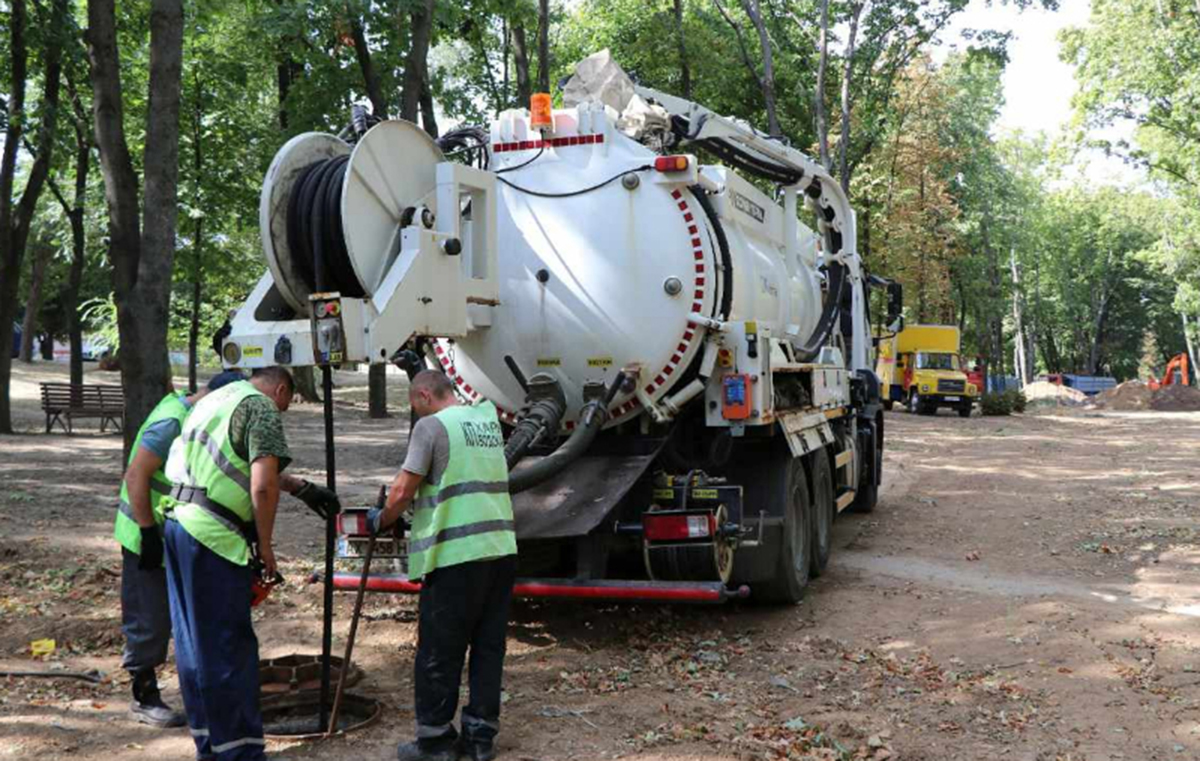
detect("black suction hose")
[505,394,566,469]
[507,372,626,494]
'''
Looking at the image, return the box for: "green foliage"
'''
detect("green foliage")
[980,388,1026,416]
[79,293,119,352]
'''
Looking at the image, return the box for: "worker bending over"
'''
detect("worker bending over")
[369,370,517,761]
[116,369,246,727]
[161,367,340,761]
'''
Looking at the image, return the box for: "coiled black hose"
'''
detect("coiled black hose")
[286,156,365,298]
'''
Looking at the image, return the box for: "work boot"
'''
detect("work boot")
[130,669,186,728]
[396,740,459,761]
[458,737,497,761]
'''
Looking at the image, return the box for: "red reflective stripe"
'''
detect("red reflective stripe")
[492,135,605,152]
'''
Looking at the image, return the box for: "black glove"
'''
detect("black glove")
[295,480,342,519]
[138,526,164,570]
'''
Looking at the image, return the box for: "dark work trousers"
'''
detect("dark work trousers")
[120,547,172,674]
[415,554,518,748]
[163,519,264,761]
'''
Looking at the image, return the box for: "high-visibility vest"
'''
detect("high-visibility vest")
[113,393,190,557]
[407,401,516,580]
[161,381,266,566]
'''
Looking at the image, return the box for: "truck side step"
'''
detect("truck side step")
[835,489,856,513]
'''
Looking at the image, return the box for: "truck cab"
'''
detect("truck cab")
[877,325,978,417]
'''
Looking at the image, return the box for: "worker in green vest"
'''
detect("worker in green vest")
[160,366,339,761]
[368,370,517,761]
[116,369,246,727]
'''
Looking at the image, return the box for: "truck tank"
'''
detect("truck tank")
[435,107,825,426]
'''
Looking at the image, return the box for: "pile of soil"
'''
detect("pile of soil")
[1092,381,1155,410]
[1149,383,1200,412]
[1023,380,1087,405]
[1090,380,1200,412]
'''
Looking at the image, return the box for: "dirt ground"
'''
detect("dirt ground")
[2,361,1199,761]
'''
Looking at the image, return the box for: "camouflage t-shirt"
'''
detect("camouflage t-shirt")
[229,395,292,471]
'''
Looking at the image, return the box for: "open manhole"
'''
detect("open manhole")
[261,692,382,739]
[259,654,363,698]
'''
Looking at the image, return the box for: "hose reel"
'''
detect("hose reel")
[259,122,445,316]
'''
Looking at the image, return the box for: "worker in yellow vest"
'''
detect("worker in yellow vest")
[369,370,517,761]
[161,366,340,761]
[115,370,246,727]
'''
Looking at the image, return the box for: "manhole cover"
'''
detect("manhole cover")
[259,653,362,697]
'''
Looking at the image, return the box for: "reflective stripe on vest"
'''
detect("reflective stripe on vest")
[114,393,190,556]
[407,401,516,580]
[162,381,265,566]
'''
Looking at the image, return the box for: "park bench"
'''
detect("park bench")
[40,382,125,434]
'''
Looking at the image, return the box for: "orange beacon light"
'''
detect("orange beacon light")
[530,93,553,131]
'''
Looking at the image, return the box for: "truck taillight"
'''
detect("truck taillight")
[338,512,368,537]
[643,513,715,541]
[654,155,689,172]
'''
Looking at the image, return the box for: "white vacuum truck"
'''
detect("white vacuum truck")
[222,56,890,603]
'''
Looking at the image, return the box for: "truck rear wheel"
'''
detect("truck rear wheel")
[882,399,894,411]
[757,457,812,604]
[957,403,972,418]
[808,451,834,577]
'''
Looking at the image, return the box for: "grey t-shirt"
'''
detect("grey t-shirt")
[402,416,450,485]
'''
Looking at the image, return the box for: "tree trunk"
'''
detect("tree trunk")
[512,23,532,105]
[814,0,831,170]
[0,0,65,432]
[501,17,510,105]
[400,0,435,122]
[0,0,30,431]
[188,73,204,394]
[420,81,439,138]
[1183,312,1197,385]
[368,363,388,418]
[294,365,322,403]
[1086,284,1111,376]
[838,1,864,195]
[740,0,779,136]
[672,0,691,99]
[536,0,550,93]
[348,6,388,118]
[19,242,53,363]
[187,217,203,394]
[88,0,185,452]
[1009,246,1028,385]
[65,75,90,388]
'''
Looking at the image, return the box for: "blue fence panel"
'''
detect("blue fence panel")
[986,375,1021,393]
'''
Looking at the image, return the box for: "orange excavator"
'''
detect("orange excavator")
[1148,353,1191,390]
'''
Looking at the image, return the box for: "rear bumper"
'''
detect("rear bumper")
[331,571,750,604]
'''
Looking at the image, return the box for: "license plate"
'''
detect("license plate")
[944,396,960,402]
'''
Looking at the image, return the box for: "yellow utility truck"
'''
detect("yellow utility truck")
[876,325,978,417]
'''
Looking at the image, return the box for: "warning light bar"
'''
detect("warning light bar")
[642,511,716,541]
[654,155,690,172]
